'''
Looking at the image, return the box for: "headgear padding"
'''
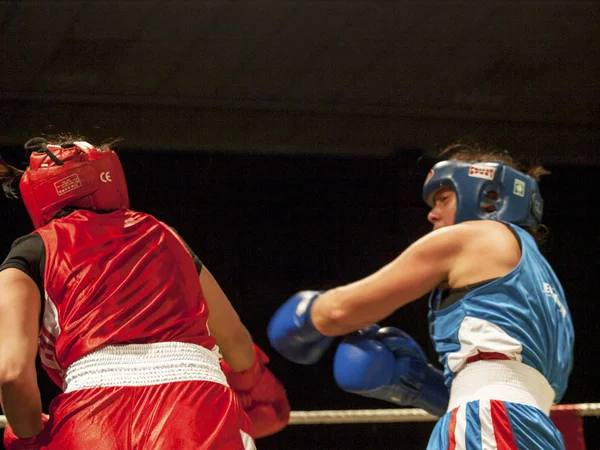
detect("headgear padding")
[422,160,543,227]
[19,139,129,228]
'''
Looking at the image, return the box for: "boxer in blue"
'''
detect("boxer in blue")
[268,144,574,449]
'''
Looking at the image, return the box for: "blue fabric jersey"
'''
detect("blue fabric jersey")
[428,223,574,403]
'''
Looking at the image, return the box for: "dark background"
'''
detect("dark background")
[1,1,600,448]
[1,149,599,448]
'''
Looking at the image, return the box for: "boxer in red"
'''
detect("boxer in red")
[0,137,290,449]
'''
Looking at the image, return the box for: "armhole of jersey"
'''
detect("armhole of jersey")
[166,226,203,275]
[32,232,47,325]
[39,236,46,327]
[38,234,47,291]
[439,278,499,310]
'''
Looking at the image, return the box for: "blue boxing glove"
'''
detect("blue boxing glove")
[267,291,333,365]
[333,325,449,417]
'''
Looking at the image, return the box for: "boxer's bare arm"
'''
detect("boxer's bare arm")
[199,266,255,371]
[312,221,520,336]
[0,268,44,437]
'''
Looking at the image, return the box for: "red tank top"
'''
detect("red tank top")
[36,209,216,388]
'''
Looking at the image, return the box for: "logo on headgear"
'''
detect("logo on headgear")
[54,174,83,196]
[513,179,526,197]
[468,164,496,180]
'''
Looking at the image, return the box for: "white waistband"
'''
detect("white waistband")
[64,342,228,393]
[448,360,555,416]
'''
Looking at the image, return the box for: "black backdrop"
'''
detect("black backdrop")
[1,147,598,449]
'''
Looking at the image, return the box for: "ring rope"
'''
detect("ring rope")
[1,403,599,428]
[287,403,600,425]
[290,407,438,424]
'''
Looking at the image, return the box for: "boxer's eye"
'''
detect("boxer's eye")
[434,188,453,205]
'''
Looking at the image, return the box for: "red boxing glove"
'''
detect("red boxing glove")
[3,414,49,450]
[221,344,291,438]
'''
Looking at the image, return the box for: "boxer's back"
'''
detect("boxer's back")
[37,209,215,386]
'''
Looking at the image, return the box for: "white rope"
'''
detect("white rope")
[570,403,600,417]
[1,404,599,428]
[288,403,600,425]
[290,408,438,424]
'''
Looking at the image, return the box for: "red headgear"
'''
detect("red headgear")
[19,139,129,228]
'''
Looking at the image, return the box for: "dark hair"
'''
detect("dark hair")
[41,134,122,150]
[0,157,25,199]
[439,142,550,244]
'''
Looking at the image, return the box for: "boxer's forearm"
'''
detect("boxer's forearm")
[311,285,401,337]
[0,365,43,438]
[199,266,256,372]
[216,324,255,372]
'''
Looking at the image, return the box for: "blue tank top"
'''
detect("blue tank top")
[428,223,574,402]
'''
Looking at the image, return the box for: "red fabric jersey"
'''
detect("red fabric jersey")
[36,209,216,388]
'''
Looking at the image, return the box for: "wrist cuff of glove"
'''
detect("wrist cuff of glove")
[300,291,324,336]
[3,414,48,449]
[416,364,449,417]
[225,344,269,391]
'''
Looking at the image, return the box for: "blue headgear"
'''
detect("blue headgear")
[422,160,543,227]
